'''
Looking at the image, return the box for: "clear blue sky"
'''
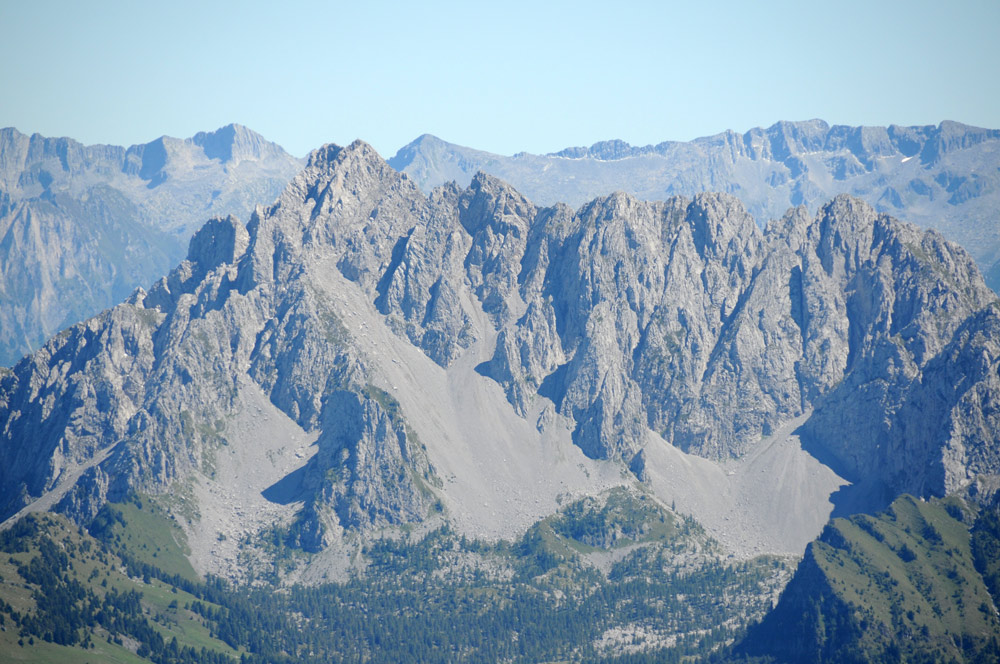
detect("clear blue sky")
[1,0,998,159]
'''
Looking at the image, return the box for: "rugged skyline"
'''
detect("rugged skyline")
[3,3,998,657]
[1,130,999,661]
[3,118,999,369]
[0,124,302,365]
[3,2,999,158]
[391,120,1000,278]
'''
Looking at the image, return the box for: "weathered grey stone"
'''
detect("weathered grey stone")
[1,137,998,553]
[392,121,1000,283]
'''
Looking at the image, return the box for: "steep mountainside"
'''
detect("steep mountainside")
[390,121,1000,282]
[0,125,303,365]
[0,140,997,584]
[737,495,1000,663]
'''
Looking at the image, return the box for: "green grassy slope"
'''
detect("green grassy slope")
[736,495,1000,663]
[0,512,237,664]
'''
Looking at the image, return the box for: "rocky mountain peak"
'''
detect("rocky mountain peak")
[919,120,1000,165]
[458,171,535,234]
[304,142,344,170]
[588,189,640,215]
[687,191,760,260]
[388,121,1000,290]
[554,139,641,161]
[262,140,391,226]
[186,215,250,271]
[122,136,169,182]
[0,128,124,193]
[403,133,444,149]
[757,120,830,160]
[191,123,286,164]
[299,139,391,180]
[385,134,447,171]
[0,125,303,365]
[276,140,408,240]
[812,193,881,276]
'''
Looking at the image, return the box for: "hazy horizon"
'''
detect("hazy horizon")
[2,0,998,158]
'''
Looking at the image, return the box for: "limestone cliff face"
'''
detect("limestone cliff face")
[794,197,996,498]
[458,173,536,324]
[0,139,997,545]
[482,189,994,480]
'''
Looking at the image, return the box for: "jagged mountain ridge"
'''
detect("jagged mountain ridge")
[390,120,1000,283]
[0,140,997,580]
[0,124,298,210]
[0,124,303,366]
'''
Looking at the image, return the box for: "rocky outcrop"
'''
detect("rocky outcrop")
[459,173,536,323]
[294,386,434,550]
[477,187,996,505]
[0,142,446,537]
[796,199,996,499]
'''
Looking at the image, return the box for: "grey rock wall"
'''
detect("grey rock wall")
[391,121,1000,280]
[1,138,997,547]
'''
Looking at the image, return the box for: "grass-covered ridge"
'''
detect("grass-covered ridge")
[737,494,1000,663]
[88,495,198,582]
[0,512,237,664]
